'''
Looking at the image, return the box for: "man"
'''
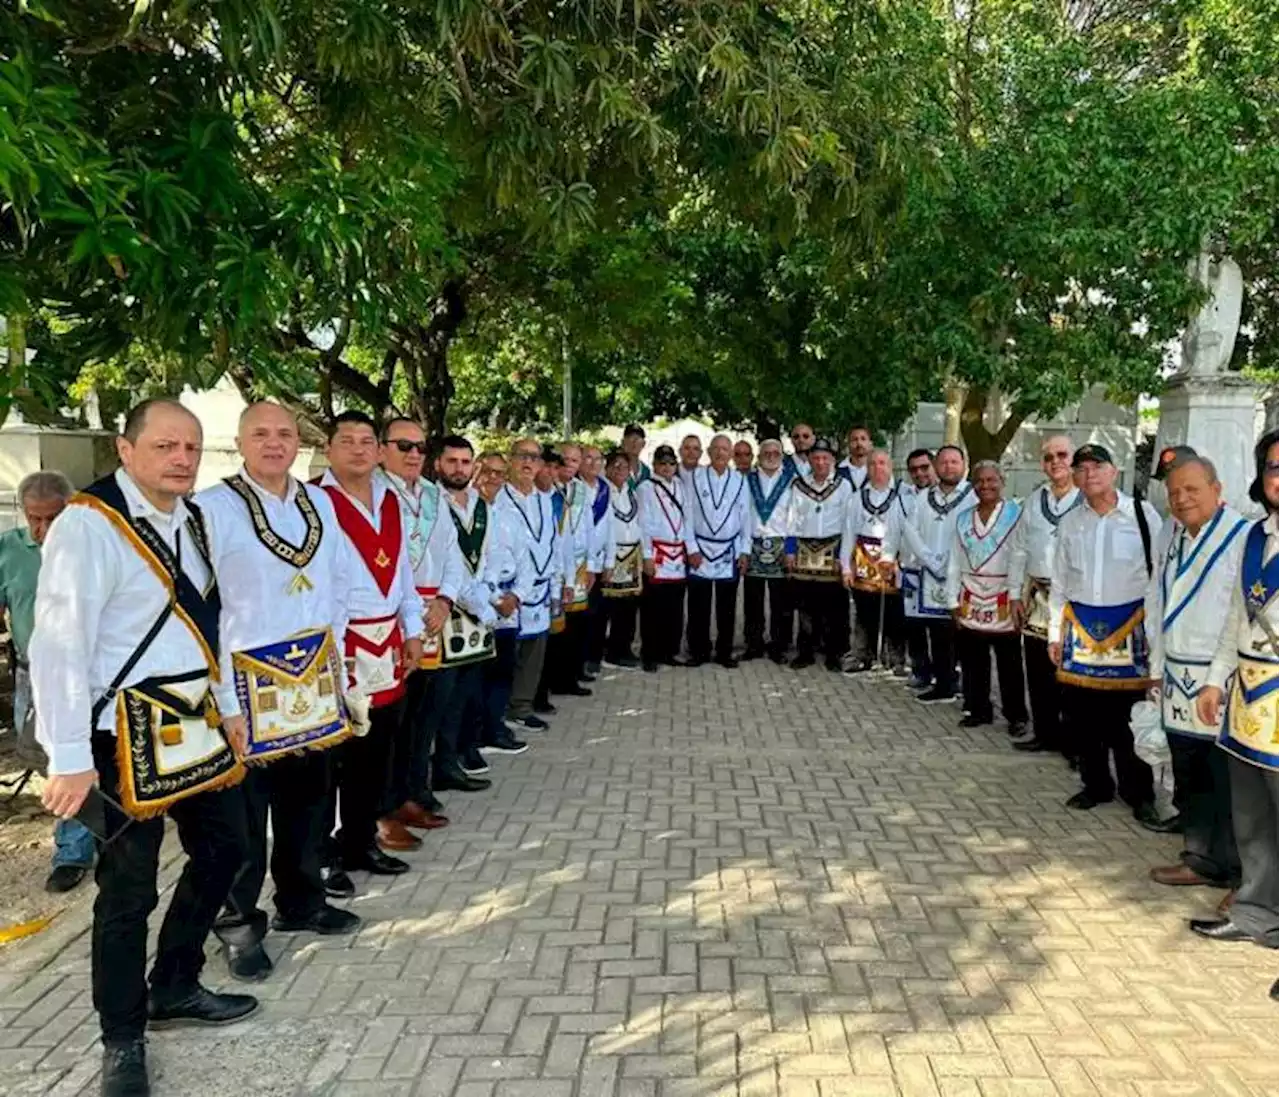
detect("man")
[883,444,976,703]
[580,444,612,677]
[601,450,644,667]
[742,439,794,662]
[1144,450,1249,889]
[684,434,749,668]
[545,442,598,697]
[0,472,92,894]
[843,450,907,674]
[34,399,255,1097]
[380,418,481,840]
[901,449,937,687]
[471,453,529,754]
[637,444,688,670]
[733,440,755,474]
[622,424,651,491]
[318,411,426,873]
[496,438,568,731]
[785,439,854,669]
[202,402,360,983]
[944,461,1028,734]
[435,435,526,774]
[1007,435,1081,755]
[784,423,815,477]
[837,425,873,489]
[1049,443,1160,823]
[1193,430,1278,998]
[678,433,704,492]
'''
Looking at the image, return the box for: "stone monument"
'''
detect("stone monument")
[1152,251,1262,515]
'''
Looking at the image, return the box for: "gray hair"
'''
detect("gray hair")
[18,470,74,505]
[1166,452,1220,483]
[971,459,1005,483]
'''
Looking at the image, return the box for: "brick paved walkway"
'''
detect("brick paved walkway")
[1,661,1276,1097]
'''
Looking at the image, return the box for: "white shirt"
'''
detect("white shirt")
[838,459,868,489]
[743,468,791,542]
[493,483,565,616]
[637,475,687,581]
[1007,482,1081,594]
[318,469,423,637]
[1048,492,1162,644]
[1146,505,1250,682]
[843,479,907,575]
[481,489,538,631]
[444,487,508,628]
[608,481,642,559]
[684,465,749,580]
[559,478,602,575]
[944,499,1021,616]
[884,482,976,573]
[382,470,466,603]
[31,470,216,775]
[198,470,352,716]
[785,473,853,539]
[1209,512,1278,690]
[578,477,612,571]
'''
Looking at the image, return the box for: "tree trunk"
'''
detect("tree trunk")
[958,384,1029,463]
[943,382,965,446]
[402,279,468,439]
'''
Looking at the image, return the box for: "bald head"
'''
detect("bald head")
[238,401,300,485]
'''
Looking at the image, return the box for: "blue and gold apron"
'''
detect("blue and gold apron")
[1220,520,1278,769]
[1056,598,1153,690]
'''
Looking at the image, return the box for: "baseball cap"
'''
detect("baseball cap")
[1152,444,1197,481]
[809,437,836,456]
[652,444,677,463]
[1071,443,1113,468]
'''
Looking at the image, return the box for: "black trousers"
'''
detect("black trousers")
[1227,755,1279,946]
[957,628,1028,724]
[585,584,608,669]
[482,629,519,744]
[687,576,739,661]
[641,579,685,664]
[918,618,957,693]
[404,669,457,800]
[1023,634,1066,752]
[904,620,931,679]
[215,750,331,951]
[603,594,639,661]
[743,575,791,656]
[1168,733,1239,883]
[91,732,248,1043]
[850,589,905,668]
[548,606,592,689]
[327,697,406,862]
[441,663,485,757]
[1064,685,1153,807]
[794,580,848,663]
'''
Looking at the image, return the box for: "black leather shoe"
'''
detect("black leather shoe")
[1006,721,1028,738]
[1065,790,1113,810]
[1190,918,1254,943]
[560,685,592,697]
[642,661,659,673]
[665,656,689,667]
[343,848,410,876]
[1132,803,1164,829]
[433,762,492,793]
[320,865,356,899]
[741,648,765,661]
[45,864,89,894]
[823,659,843,672]
[1140,812,1184,834]
[148,985,259,1029]
[769,651,788,665]
[716,656,740,669]
[222,941,273,982]
[102,1038,149,1097]
[958,713,991,728]
[1012,737,1050,753]
[272,904,361,936]
[684,657,707,668]
[481,735,528,755]
[790,654,815,669]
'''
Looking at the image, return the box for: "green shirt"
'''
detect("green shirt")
[0,528,41,659]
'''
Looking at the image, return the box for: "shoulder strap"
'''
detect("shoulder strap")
[1134,495,1153,577]
[89,604,175,725]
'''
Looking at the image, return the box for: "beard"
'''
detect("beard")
[440,472,470,491]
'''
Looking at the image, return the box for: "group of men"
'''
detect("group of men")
[15,400,1278,1097]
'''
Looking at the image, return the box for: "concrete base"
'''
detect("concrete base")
[1152,374,1263,516]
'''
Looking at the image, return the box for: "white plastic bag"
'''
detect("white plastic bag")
[1130,700,1170,768]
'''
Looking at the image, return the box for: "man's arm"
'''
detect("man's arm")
[197,491,243,717]
[1047,517,1070,647]
[943,524,963,610]
[1006,502,1030,598]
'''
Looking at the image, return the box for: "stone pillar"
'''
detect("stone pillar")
[1152,374,1261,515]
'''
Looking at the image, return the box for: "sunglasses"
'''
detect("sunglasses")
[389,439,429,455]
[1042,450,1071,461]
[512,451,540,461]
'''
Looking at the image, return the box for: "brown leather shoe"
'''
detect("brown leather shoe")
[390,801,449,830]
[1150,864,1217,887]
[1217,889,1237,914]
[377,818,423,852]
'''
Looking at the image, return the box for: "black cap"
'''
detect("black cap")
[1153,444,1196,481]
[1071,443,1113,468]
[809,437,836,456]
[652,444,677,463]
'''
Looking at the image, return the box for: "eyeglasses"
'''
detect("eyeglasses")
[389,439,429,455]
[1042,450,1071,461]
[512,450,540,461]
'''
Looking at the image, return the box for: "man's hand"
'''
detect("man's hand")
[425,597,451,637]
[1196,686,1224,728]
[842,572,856,590]
[784,554,796,573]
[584,572,596,592]
[222,714,249,757]
[496,593,519,618]
[738,554,750,576]
[687,552,705,570]
[42,770,97,820]
[562,585,574,605]
[403,636,425,669]
[1048,641,1062,667]
[642,559,655,577]
[1010,599,1026,630]
[876,559,897,580]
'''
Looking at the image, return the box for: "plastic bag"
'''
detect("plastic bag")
[1130,699,1170,768]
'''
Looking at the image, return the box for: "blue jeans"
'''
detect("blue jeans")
[21,666,98,871]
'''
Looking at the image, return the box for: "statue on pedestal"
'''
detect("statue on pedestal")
[1177,251,1243,379]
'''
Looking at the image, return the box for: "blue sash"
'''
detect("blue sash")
[1057,599,1152,689]
[590,478,610,524]
[747,468,793,526]
[1242,519,1279,626]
